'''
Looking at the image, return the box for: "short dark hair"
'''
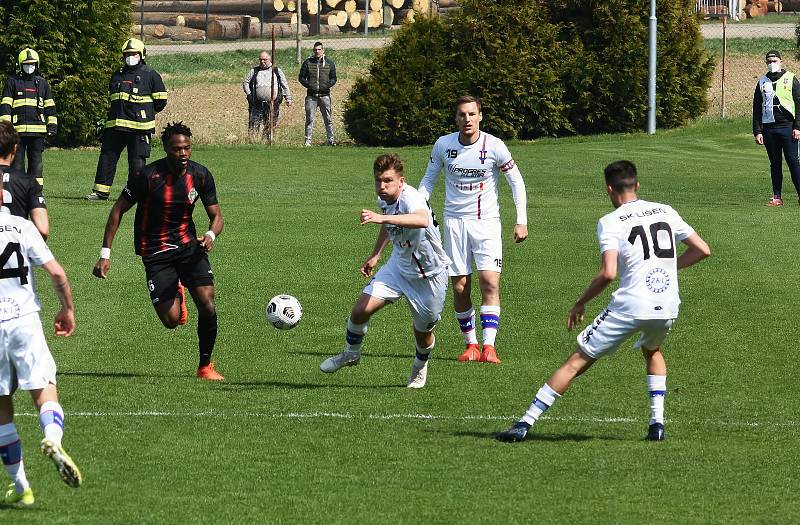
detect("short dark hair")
[161,121,192,144]
[604,160,638,192]
[455,95,481,113]
[0,122,20,158]
[373,153,404,177]
[313,41,323,49]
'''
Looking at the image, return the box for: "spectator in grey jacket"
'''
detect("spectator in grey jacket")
[243,51,293,139]
[298,42,337,146]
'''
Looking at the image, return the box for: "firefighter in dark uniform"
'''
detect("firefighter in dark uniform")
[0,48,58,187]
[88,38,167,201]
[0,122,49,240]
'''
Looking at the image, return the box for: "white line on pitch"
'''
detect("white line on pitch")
[16,411,797,427]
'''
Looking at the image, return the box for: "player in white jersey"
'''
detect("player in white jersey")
[419,95,527,364]
[496,161,711,443]
[320,154,450,388]
[0,133,81,507]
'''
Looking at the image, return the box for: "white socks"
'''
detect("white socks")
[0,422,29,493]
[479,305,501,347]
[345,317,368,354]
[521,383,561,426]
[455,308,478,345]
[647,375,667,425]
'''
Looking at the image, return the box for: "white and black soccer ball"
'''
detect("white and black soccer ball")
[266,294,303,330]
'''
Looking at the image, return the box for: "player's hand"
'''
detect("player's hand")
[360,209,383,225]
[92,258,111,279]
[755,133,764,145]
[793,129,800,142]
[360,256,380,277]
[198,234,215,252]
[54,308,75,337]
[513,224,528,243]
[567,303,585,332]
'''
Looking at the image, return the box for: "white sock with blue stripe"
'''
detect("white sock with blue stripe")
[39,400,65,445]
[345,317,368,354]
[0,422,29,493]
[413,337,435,368]
[455,308,478,345]
[480,305,501,347]
[520,383,561,427]
[647,375,667,425]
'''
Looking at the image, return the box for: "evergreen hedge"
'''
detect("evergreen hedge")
[344,0,713,146]
[0,0,130,147]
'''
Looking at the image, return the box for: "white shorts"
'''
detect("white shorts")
[576,309,674,359]
[444,216,503,276]
[0,312,56,395]
[363,262,448,332]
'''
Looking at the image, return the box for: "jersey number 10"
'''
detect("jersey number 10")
[627,222,674,260]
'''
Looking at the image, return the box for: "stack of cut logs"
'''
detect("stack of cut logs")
[697,0,785,18]
[131,0,460,41]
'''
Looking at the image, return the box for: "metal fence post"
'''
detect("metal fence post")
[647,0,657,134]
[204,0,210,42]
[139,0,145,40]
[721,14,727,119]
[296,0,302,65]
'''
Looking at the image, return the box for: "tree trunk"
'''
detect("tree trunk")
[387,0,404,8]
[396,8,415,22]
[348,10,361,28]
[207,19,244,39]
[343,0,357,13]
[136,0,284,15]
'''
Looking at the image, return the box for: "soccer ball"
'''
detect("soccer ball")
[266,295,303,330]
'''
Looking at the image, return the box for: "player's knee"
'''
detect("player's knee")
[197,300,216,319]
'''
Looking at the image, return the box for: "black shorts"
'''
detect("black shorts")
[142,243,214,307]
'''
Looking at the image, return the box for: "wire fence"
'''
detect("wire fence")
[698,2,798,119]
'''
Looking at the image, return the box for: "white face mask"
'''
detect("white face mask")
[125,55,140,67]
[768,62,781,74]
[22,64,35,74]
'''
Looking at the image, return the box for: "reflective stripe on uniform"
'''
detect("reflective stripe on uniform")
[44,99,55,107]
[0,115,10,122]
[14,124,47,133]
[109,92,154,104]
[11,99,39,108]
[105,118,155,131]
[0,97,13,105]
[94,183,112,192]
[47,116,57,124]
[151,91,167,100]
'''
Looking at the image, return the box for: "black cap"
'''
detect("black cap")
[766,50,782,60]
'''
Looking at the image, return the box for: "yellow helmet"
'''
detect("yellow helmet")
[121,38,146,58]
[17,48,40,66]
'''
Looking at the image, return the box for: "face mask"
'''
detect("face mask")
[768,62,781,73]
[22,64,35,74]
[125,55,140,67]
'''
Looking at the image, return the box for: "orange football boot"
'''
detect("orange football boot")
[196,362,225,381]
[480,344,501,364]
[458,343,481,362]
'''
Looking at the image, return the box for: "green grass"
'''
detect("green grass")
[703,36,795,55]
[701,12,799,24]
[5,118,797,523]
[148,48,374,88]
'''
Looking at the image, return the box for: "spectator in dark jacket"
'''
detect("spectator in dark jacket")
[298,42,337,146]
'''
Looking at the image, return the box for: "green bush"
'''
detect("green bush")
[344,0,713,145]
[0,0,130,146]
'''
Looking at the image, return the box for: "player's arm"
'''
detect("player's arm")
[567,249,618,331]
[199,203,224,252]
[92,197,135,279]
[361,225,390,277]
[677,233,711,269]
[503,163,528,243]
[41,258,75,337]
[29,208,49,241]
[418,143,443,201]
[360,208,429,228]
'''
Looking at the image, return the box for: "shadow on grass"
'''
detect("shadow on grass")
[217,380,402,390]
[58,370,181,379]
[287,350,463,362]
[449,430,624,442]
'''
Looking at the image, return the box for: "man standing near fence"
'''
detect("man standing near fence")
[299,42,337,147]
[753,49,800,207]
[243,51,293,141]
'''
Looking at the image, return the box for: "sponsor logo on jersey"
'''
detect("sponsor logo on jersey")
[187,188,198,203]
[645,268,670,293]
[0,297,21,322]
[448,165,488,178]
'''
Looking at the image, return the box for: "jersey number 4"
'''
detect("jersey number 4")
[627,222,674,259]
[0,242,29,284]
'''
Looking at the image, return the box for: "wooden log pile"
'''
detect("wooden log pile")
[130,0,460,40]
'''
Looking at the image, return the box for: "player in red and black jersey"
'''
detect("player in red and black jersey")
[0,122,49,240]
[92,122,225,381]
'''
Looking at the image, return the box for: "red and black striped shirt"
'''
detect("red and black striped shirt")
[121,159,218,256]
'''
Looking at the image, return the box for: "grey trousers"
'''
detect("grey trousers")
[304,94,334,144]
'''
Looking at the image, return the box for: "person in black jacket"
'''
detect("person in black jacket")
[298,42,337,146]
[753,49,800,207]
[0,48,57,187]
[87,38,167,201]
[0,122,49,240]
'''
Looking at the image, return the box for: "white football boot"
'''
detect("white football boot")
[320,350,360,373]
[407,361,428,389]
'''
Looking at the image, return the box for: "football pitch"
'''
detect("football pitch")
[7,118,797,523]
